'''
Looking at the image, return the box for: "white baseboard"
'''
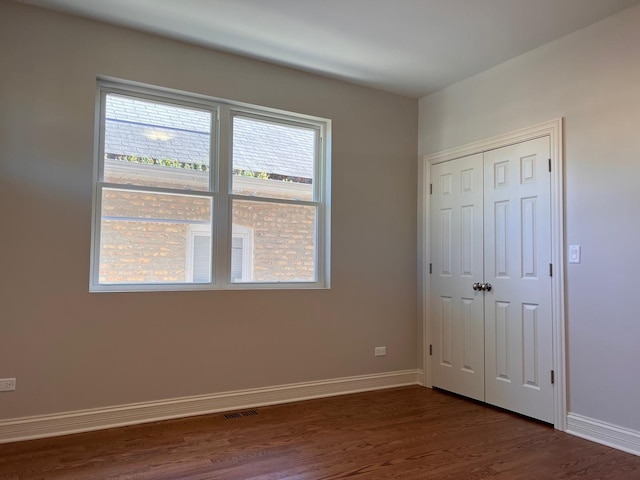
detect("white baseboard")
[0,369,421,444]
[416,369,425,386]
[567,412,640,456]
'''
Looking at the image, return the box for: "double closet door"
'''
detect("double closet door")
[430,136,554,423]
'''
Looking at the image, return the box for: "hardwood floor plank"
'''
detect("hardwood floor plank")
[1,387,639,479]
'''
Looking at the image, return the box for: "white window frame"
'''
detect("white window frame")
[90,78,331,292]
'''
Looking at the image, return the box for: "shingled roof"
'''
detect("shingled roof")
[104,94,314,180]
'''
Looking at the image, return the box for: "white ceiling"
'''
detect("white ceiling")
[18,0,640,98]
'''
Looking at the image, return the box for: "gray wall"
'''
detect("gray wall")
[0,1,418,419]
[419,5,640,431]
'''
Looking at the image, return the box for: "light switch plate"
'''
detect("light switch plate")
[569,245,581,264]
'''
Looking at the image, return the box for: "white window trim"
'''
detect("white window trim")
[90,78,331,292]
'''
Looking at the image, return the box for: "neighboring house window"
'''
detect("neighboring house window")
[186,225,253,283]
[185,225,213,284]
[91,79,330,291]
[230,225,254,283]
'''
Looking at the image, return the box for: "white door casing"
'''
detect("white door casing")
[420,118,565,430]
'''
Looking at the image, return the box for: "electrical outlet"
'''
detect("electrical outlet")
[374,346,387,357]
[0,378,16,392]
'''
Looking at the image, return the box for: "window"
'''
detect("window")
[90,80,330,291]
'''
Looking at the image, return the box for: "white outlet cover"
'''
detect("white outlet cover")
[0,378,16,391]
[374,346,387,356]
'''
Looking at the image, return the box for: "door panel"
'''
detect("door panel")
[483,137,554,423]
[430,154,484,401]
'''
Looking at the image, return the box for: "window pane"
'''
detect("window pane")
[232,116,315,201]
[232,200,316,283]
[99,188,212,284]
[103,94,212,191]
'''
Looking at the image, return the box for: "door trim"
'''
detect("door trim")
[419,118,566,430]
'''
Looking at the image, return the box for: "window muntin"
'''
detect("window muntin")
[91,81,330,291]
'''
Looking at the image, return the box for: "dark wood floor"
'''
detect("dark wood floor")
[1,386,639,479]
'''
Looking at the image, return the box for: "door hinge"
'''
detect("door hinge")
[551,370,555,384]
[429,263,432,274]
[429,344,433,356]
[548,158,551,172]
[430,183,433,194]
[549,263,553,276]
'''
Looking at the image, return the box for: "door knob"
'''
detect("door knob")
[472,282,482,291]
[481,283,492,292]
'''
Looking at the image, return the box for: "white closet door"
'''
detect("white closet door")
[430,153,485,401]
[483,137,554,423]
[429,136,554,423]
